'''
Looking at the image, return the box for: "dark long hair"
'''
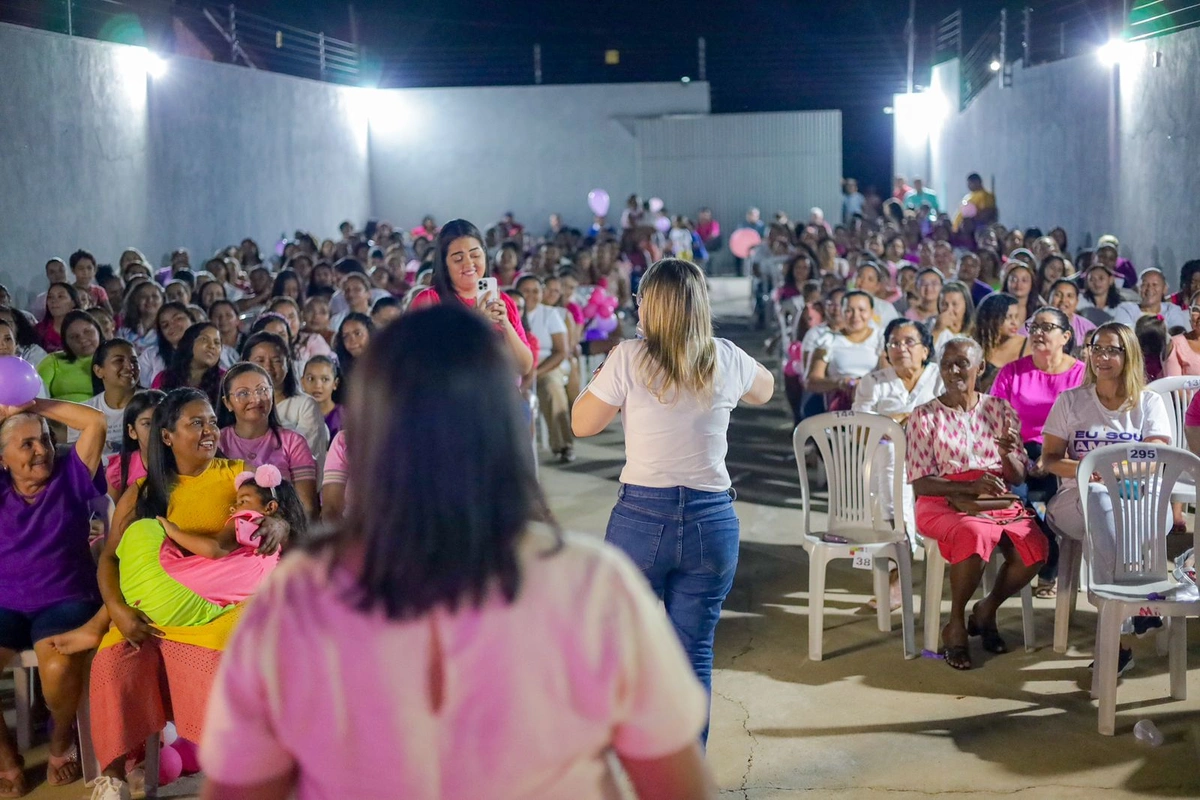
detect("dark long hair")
[0,306,41,349]
[153,301,191,365]
[974,292,1019,358]
[240,331,298,398]
[270,269,304,302]
[431,219,487,303]
[116,389,165,495]
[240,477,308,543]
[90,337,137,396]
[41,282,81,324]
[331,304,558,620]
[137,388,211,519]
[59,309,104,363]
[334,312,374,381]
[218,361,283,446]
[160,322,223,407]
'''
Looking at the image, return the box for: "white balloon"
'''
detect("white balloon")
[162,721,179,746]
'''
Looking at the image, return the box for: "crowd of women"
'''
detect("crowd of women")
[777,192,1196,672]
[0,208,773,800]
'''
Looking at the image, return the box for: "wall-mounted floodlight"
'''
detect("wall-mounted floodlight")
[989,59,1002,72]
[1097,38,1129,66]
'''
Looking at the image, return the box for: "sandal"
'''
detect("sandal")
[942,644,972,670]
[46,744,80,787]
[1033,580,1057,600]
[0,755,25,799]
[967,604,1009,654]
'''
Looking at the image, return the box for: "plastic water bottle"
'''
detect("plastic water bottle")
[1133,719,1163,746]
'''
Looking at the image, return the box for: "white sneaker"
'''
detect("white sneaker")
[90,775,132,800]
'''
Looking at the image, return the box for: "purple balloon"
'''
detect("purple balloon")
[174,738,201,774]
[654,215,671,234]
[158,742,183,785]
[587,188,610,217]
[0,357,40,406]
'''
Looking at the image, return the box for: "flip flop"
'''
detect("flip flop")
[942,644,972,670]
[967,607,1009,654]
[0,755,25,799]
[46,744,80,787]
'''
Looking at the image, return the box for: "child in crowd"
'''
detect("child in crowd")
[301,355,343,437]
[302,295,334,345]
[117,465,306,628]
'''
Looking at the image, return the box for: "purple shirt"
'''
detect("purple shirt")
[324,406,343,438]
[989,356,1086,444]
[0,446,104,613]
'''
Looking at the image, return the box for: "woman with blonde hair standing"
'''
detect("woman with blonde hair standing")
[573,258,774,745]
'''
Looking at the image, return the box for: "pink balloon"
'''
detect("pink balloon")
[648,197,664,213]
[587,189,610,217]
[173,739,201,774]
[158,743,183,785]
[654,216,671,234]
[729,228,763,259]
[961,202,978,219]
[0,357,41,407]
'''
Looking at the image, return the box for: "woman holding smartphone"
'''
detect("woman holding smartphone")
[572,258,774,745]
[410,219,534,376]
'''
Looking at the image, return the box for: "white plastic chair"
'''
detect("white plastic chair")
[4,650,103,784]
[921,538,1036,655]
[1079,442,1200,735]
[1146,375,1200,503]
[793,411,917,661]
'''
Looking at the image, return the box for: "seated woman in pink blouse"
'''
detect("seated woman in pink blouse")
[200,304,715,800]
[217,363,318,517]
[1165,290,1200,376]
[906,337,1048,671]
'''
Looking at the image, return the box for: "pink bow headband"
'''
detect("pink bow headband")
[235,464,283,497]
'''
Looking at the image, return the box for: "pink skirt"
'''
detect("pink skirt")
[915,471,1049,567]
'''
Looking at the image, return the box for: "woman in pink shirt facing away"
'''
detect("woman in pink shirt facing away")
[201,305,715,800]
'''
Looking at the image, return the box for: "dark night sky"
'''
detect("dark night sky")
[212,1,1011,191]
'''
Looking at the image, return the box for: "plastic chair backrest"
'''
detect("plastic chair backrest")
[775,296,802,351]
[1079,442,1200,586]
[793,411,906,538]
[1146,375,1200,449]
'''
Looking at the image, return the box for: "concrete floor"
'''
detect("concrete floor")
[11,286,1200,798]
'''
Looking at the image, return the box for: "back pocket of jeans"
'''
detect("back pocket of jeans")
[605,511,664,572]
[697,517,740,577]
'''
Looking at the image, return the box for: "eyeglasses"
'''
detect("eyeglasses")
[231,387,272,402]
[1090,346,1126,360]
[1028,322,1066,334]
[886,338,923,350]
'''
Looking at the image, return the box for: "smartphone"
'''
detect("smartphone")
[476,277,498,302]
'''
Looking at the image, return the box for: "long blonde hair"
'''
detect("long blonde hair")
[636,258,716,403]
[1083,321,1145,411]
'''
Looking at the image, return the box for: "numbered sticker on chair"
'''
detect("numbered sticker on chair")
[1128,448,1158,461]
[851,548,873,570]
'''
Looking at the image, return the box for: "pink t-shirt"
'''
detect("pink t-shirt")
[105,451,147,497]
[1166,335,1200,378]
[161,537,279,607]
[1183,389,1200,428]
[201,529,706,798]
[989,356,1086,444]
[218,427,317,484]
[410,288,531,351]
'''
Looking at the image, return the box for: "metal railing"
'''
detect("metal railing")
[1129,0,1200,40]
[0,0,360,85]
[959,16,1003,109]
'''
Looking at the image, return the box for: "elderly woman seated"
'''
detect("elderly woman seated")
[905,337,1048,670]
[0,397,108,793]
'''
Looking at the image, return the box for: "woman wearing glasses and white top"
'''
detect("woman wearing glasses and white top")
[1165,291,1200,376]
[572,258,774,746]
[1041,321,1172,674]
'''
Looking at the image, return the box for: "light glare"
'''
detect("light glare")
[989,59,1001,72]
[145,53,169,79]
[1097,38,1128,66]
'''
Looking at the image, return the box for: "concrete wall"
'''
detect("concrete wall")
[894,25,1200,281]
[366,82,711,237]
[0,22,370,302]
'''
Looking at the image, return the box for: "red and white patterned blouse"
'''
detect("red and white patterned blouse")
[905,395,1023,480]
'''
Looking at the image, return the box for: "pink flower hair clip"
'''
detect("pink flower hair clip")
[235,464,284,498]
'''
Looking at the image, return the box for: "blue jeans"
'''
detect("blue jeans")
[604,484,740,746]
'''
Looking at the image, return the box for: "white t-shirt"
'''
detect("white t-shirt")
[66,393,126,455]
[586,338,758,491]
[525,304,567,365]
[853,363,943,418]
[1042,386,1172,490]
[201,528,706,800]
[1112,301,1190,331]
[821,329,883,380]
